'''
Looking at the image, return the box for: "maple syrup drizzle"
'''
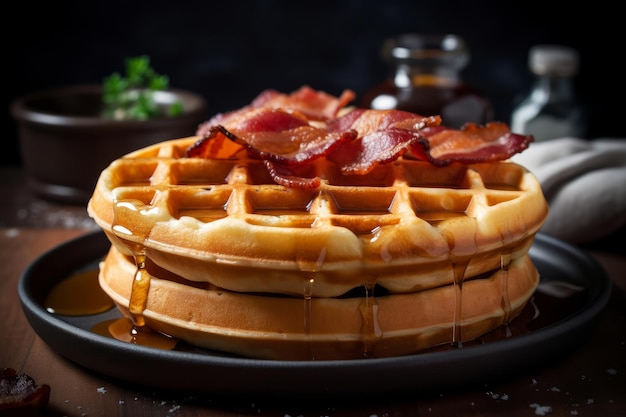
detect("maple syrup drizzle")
[107,199,178,348]
[303,275,314,359]
[450,258,470,348]
[297,245,327,359]
[128,253,149,328]
[500,250,514,337]
[358,281,382,358]
[44,269,115,316]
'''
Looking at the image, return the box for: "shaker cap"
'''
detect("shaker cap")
[529,45,580,77]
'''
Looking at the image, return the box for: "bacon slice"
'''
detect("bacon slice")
[327,109,441,175]
[186,87,534,189]
[196,85,356,137]
[407,122,534,166]
[188,108,358,165]
[264,160,322,189]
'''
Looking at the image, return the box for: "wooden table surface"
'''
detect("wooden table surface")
[1,227,624,417]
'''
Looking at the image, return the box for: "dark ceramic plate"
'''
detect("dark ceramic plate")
[18,231,611,400]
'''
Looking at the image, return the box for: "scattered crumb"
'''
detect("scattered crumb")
[487,391,500,399]
[607,368,617,375]
[3,228,20,238]
[530,403,553,415]
[486,391,508,400]
[96,386,107,394]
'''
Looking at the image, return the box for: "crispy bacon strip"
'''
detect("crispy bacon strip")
[250,86,356,120]
[196,86,355,137]
[186,87,534,189]
[264,160,322,189]
[188,108,358,165]
[407,122,534,166]
[327,109,441,174]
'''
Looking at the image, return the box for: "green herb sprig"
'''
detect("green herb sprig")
[102,56,183,120]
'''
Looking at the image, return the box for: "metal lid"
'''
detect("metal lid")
[529,45,580,77]
[382,33,470,69]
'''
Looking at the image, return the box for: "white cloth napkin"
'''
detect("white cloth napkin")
[510,137,626,244]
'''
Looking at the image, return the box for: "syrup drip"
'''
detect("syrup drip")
[297,246,327,359]
[44,269,115,316]
[450,258,470,348]
[303,275,314,359]
[129,253,149,328]
[500,251,513,337]
[358,282,382,358]
[110,199,169,345]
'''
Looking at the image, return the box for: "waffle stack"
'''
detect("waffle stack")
[88,135,548,360]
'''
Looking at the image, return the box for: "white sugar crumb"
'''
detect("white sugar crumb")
[169,404,181,413]
[486,390,508,400]
[607,368,617,375]
[14,200,98,229]
[97,386,107,394]
[530,403,553,415]
[119,400,125,405]
[3,228,20,238]
[586,398,594,405]
[550,386,560,392]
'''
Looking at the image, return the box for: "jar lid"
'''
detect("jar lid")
[529,45,580,77]
[382,33,470,69]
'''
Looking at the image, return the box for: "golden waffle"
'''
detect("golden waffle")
[100,245,539,360]
[88,136,548,298]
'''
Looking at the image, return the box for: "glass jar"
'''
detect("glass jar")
[360,33,493,128]
[510,44,587,141]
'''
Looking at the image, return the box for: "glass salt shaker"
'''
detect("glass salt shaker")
[510,45,587,141]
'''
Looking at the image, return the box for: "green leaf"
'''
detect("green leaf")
[101,55,181,120]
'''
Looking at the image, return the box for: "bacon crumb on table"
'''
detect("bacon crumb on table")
[0,368,50,415]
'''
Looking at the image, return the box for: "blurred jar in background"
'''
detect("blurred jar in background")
[360,33,493,129]
[511,45,587,141]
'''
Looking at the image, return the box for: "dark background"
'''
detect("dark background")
[5,0,622,167]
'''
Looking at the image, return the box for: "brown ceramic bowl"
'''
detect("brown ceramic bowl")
[11,85,207,204]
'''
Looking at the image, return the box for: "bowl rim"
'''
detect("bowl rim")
[10,84,207,128]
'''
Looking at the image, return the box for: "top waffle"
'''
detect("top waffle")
[88,135,548,298]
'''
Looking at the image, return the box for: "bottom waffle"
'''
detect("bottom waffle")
[99,246,539,360]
